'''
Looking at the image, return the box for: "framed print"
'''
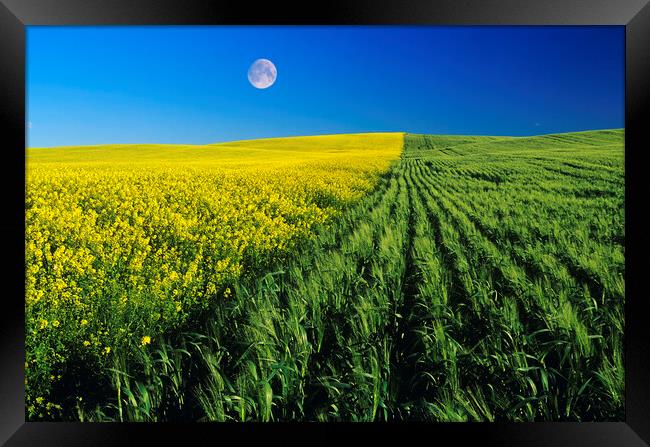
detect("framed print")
[1,0,649,445]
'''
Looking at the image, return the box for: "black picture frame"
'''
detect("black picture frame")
[1,0,648,445]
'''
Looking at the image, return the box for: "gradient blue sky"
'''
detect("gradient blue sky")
[27,26,624,147]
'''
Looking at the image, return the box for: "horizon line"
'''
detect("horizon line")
[27,127,624,150]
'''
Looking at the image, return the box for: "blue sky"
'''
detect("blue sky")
[27,26,624,147]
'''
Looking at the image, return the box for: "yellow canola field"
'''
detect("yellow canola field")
[25,133,403,414]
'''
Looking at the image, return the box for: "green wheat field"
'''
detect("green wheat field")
[25,129,624,421]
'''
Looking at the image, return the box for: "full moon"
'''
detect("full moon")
[248,58,277,89]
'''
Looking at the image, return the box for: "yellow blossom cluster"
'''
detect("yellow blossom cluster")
[24,133,403,417]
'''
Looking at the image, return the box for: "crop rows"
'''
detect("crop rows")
[24,133,403,418]
[28,130,624,421]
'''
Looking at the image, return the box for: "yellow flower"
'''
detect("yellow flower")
[24,133,404,399]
